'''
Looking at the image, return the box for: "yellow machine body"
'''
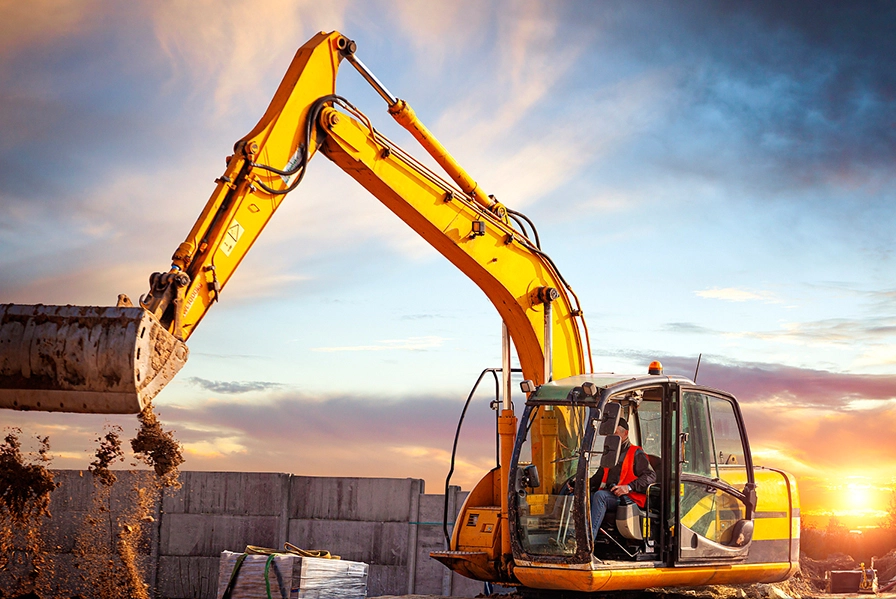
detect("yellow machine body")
[0,30,799,591]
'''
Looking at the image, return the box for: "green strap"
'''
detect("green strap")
[263,554,275,599]
[222,553,247,599]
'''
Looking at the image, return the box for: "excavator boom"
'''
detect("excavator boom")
[0,30,588,412]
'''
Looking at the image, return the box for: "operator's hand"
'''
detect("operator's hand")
[610,484,631,497]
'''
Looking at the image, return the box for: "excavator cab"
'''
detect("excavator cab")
[499,371,794,591]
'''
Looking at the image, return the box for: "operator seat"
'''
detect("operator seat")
[616,454,661,541]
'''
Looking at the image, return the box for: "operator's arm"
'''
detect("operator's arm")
[617,449,656,495]
[631,450,656,494]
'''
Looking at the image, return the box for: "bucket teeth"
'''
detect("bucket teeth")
[0,304,188,414]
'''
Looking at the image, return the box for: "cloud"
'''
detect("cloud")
[389,0,490,72]
[0,388,501,490]
[662,322,716,335]
[656,355,896,409]
[0,0,102,60]
[311,336,446,352]
[185,377,283,394]
[150,0,349,116]
[695,287,780,303]
[159,391,499,489]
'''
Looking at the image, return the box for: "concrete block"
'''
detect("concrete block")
[289,477,421,522]
[40,509,83,553]
[48,469,96,512]
[157,555,220,599]
[163,471,288,516]
[288,519,409,566]
[412,491,467,595]
[40,513,154,556]
[366,564,410,597]
[161,513,280,556]
[453,573,489,597]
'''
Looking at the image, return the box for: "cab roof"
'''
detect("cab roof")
[529,373,696,403]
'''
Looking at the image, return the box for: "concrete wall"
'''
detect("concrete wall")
[21,470,484,598]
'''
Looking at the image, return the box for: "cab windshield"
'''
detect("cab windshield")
[515,404,588,556]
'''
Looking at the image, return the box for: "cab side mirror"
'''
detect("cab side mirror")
[600,435,621,469]
[727,519,754,547]
[515,464,541,497]
[598,402,621,436]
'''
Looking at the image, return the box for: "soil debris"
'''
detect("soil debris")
[0,429,58,598]
[130,403,184,487]
[0,429,57,525]
[88,425,124,486]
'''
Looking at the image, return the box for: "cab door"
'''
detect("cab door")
[675,388,757,563]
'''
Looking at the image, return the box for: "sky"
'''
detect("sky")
[1,1,895,528]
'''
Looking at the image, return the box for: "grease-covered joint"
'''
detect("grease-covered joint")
[243,141,259,158]
[387,98,412,120]
[336,36,357,56]
[171,242,195,269]
[172,272,190,288]
[535,286,559,305]
[487,196,509,223]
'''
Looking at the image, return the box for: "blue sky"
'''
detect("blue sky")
[2,1,895,521]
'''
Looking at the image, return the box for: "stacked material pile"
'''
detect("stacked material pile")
[217,550,368,599]
[876,549,896,593]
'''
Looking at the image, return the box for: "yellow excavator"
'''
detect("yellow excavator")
[0,31,799,593]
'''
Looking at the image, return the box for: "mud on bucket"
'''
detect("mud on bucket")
[0,304,188,414]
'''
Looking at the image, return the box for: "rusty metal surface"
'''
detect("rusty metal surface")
[0,304,188,413]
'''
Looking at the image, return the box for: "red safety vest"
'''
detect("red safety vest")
[601,444,648,508]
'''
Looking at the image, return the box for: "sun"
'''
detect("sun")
[847,484,871,510]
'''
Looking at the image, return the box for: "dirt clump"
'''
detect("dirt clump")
[72,423,161,599]
[130,403,184,488]
[68,405,183,598]
[0,430,57,524]
[88,424,125,486]
[0,429,58,598]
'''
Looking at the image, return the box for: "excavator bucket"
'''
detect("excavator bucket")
[0,304,188,414]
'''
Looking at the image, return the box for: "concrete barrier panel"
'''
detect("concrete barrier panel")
[157,556,220,599]
[288,519,410,565]
[289,477,421,522]
[163,471,289,516]
[161,513,280,557]
[25,471,485,599]
[367,563,412,596]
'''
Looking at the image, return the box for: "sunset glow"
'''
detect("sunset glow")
[1,1,895,528]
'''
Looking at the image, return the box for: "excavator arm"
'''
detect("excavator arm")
[0,31,590,414]
[0,30,593,585]
[146,31,590,386]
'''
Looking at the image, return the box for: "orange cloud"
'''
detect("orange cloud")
[0,1,102,61]
[149,0,348,116]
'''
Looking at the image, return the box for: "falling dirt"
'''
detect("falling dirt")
[72,469,155,599]
[67,407,184,599]
[88,424,124,486]
[0,429,58,598]
[130,402,184,488]
[0,430,56,524]
[2,403,186,598]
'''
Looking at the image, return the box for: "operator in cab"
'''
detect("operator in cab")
[589,418,655,543]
